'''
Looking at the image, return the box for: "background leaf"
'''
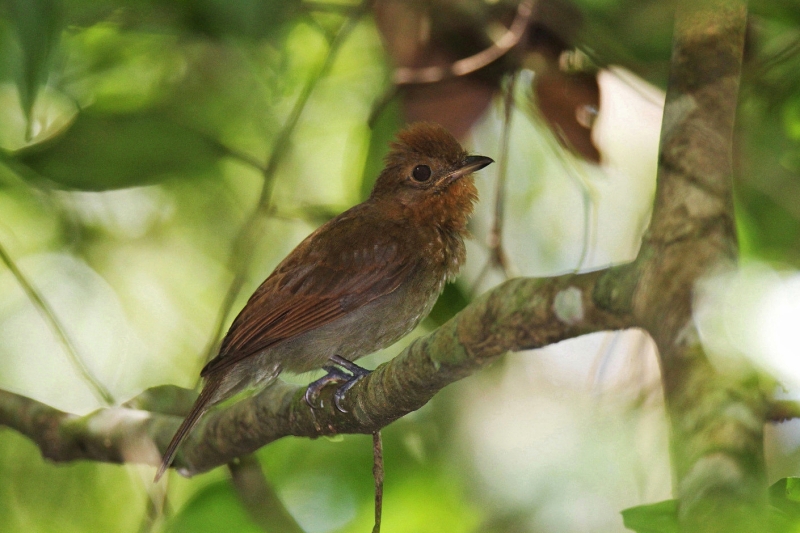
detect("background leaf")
[6,0,64,137]
[15,110,226,190]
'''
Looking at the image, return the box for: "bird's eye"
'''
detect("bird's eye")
[411,165,432,182]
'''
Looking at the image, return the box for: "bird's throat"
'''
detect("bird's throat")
[418,177,478,236]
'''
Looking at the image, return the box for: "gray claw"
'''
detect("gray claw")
[333,375,366,413]
[304,366,348,409]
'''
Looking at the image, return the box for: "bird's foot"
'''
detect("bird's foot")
[333,375,367,413]
[304,365,349,408]
[329,355,371,413]
[302,356,372,412]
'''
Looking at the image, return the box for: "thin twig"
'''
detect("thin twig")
[201,2,371,369]
[372,431,384,533]
[471,72,519,294]
[489,71,519,278]
[0,240,114,405]
[392,0,535,85]
[767,400,800,423]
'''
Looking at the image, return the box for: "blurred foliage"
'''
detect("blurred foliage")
[622,487,800,533]
[620,477,800,533]
[167,481,264,533]
[769,478,800,531]
[0,430,149,532]
[17,110,227,189]
[6,0,64,131]
[0,1,798,533]
[621,500,678,533]
[736,11,800,266]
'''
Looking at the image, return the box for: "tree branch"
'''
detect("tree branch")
[0,266,634,475]
[766,400,800,423]
[633,1,767,531]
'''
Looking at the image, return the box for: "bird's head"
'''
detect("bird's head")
[370,122,493,231]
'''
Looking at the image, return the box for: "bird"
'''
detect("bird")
[154,122,493,481]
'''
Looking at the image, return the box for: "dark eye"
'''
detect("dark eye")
[411,165,432,182]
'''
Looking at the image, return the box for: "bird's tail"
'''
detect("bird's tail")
[154,379,220,482]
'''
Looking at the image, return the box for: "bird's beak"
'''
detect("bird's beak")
[444,155,494,185]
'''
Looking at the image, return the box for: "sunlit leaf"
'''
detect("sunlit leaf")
[0,431,145,533]
[771,478,800,512]
[769,478,800,533]
[787,478,800,501]
[621,499,678,533]
[0,83,78,151]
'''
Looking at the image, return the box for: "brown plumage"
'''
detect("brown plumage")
[154,122,493,481]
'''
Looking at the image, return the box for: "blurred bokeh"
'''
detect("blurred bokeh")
[0,1,798,532]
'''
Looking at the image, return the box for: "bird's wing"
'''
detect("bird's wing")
[200,209,416,377]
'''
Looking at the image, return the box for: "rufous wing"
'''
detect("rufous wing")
[201,207,417,377]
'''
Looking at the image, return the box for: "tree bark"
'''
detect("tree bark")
[635,1,767,531]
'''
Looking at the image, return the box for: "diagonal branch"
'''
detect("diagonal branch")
[0,264,635,475]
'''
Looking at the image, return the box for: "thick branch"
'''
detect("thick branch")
[0,266,634,475]
[634,1,768,531]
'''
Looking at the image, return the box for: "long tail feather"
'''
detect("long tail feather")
[154,380,220,482]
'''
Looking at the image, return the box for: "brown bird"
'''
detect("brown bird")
[154,122,493,481]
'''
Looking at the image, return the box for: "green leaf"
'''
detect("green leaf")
[15,110,225,190]
[426,282,471,328]
[166,481,263,533]
[621,500,679,533]
[173,0,299,41]
[770,478,800,516]
[6,0,64,138]
[785,478,800,502]
[359,94,402,200]
[768,479,800,533]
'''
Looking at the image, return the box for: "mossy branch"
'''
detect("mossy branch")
[0,266,633,475]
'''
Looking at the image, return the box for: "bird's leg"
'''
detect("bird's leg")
[329,355,372,413]
[330,355,371,376]
[304,365,349,408]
